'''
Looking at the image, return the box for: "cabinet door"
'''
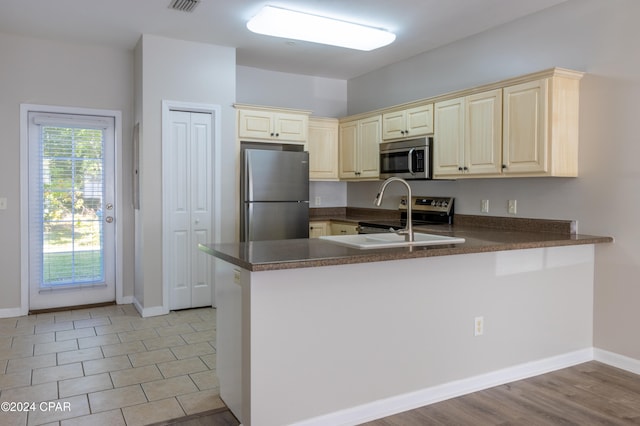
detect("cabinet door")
[405,104,433,137]
[330,222,358,235]
[238,109,273,139]
[466,89,502,175]
[339,121,359,178]
[382,111,406,140]
[434,97,465,177]
[358,115,381,179]
[308,118,339,180]
[274,112,308,142]
[503,79,548,174]
[309,221,329,238]
[382,104,433,140]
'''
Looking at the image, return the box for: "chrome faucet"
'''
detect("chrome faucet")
[374,177,413,242]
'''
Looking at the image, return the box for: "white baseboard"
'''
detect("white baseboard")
[594,348,640,375]
[117,295,134,305]
[0,306,28,319]
[294,348,594,426]
[132,297,169,318]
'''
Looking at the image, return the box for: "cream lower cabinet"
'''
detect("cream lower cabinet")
[502,73,580,177]
[433,89,502,178]
[309,221,330,238]
[339,115,381,180]
[309,221,358,237]
[382,104,433,140]
[308,117,339,181]
[330,221,359,235]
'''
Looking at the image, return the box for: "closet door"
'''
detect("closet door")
[166,110,213,310]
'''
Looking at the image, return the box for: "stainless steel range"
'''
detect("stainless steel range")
[358,196,455,234]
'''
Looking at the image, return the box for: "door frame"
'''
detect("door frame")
[20,104,124,315]
[161,100,222,312]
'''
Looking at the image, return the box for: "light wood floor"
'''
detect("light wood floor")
[363,361,640,425]
[166,361,640,426]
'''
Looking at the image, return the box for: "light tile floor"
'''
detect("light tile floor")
[0,305,224,426]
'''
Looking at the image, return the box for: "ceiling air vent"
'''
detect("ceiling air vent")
[169,0,200,12]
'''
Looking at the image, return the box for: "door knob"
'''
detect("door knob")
[105,216,114,223]
[106,203,113,210]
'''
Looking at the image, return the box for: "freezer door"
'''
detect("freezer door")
[244,149,309,202]
[244,202,309,241]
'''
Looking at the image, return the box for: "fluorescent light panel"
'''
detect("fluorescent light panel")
[247,5,396,51]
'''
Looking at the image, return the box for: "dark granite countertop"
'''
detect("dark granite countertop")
[199,220,613,272]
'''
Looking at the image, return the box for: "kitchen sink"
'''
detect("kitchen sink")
[319,232,465,249]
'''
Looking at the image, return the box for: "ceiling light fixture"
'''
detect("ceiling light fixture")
[246,5,396,51]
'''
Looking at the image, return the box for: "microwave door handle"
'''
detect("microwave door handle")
[407,148,415,174]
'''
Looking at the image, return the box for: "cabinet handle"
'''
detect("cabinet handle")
[270,132,275,136]
[502,164,507,169]
[275,133,279,137]
[458,166,463,171]
[463,166,468,171]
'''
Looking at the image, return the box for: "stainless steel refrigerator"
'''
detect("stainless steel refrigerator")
[240,147,310,242]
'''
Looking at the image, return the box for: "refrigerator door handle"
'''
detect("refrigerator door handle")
[245,203,253,241]
[245,152,254,202]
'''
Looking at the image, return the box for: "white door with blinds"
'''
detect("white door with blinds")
[165,110,213,310]
[28,112,116,310]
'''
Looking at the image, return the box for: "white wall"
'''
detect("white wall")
[236,66,348,118]
[309,181,348,208]
[346,0,640,360]
[0,32,134,312]
[134,35,236,314]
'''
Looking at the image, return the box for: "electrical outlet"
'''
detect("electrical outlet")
[481,199,489,213]
[0,197,6,210]
[233,269,241,284]
[508,199,517,215]
[474,316,484,336]
[314,196,321,206]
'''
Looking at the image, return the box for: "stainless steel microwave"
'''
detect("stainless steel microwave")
[379,136,432,180]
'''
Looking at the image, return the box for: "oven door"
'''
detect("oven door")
[379,138,432,179]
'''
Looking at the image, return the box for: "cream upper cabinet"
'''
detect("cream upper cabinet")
[502,80,547,174]
[502,74,580,177]
[431,67,585,179]
[339,115,381,180]
[434,90,503,179]
[433,97,465,177]
[237,106,308,143]
[382,104,433,140]
[466,89,503,175]
[308,117,339,181]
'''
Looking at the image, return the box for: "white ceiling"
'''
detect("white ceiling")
[0,0,567,79]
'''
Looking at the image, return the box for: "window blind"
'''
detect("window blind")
[28,112,108,289]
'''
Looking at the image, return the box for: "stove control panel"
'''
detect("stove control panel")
[399,196,454,214]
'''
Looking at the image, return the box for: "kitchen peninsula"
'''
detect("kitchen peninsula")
[200,222,612,426]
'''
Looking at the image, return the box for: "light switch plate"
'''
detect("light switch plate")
[0,197,7,210]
